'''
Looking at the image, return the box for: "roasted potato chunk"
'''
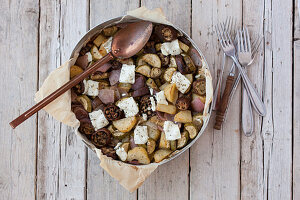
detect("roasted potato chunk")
[184,123,199,139]
[70,65,84,79]
[177,130,189,149]
[174,110,193,123]
[147,138,156,154]
[153,149,172,163]
[159,132,170,149]
[127,147,150,165]
[112,116,137,133]
[156,104,177,115]
[164,83,178,104]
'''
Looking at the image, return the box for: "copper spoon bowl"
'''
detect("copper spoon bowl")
[10,21,153,129]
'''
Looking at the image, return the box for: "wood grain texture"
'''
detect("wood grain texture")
[295,0,300,40]
[0,0,39,199]
[0,1,297,199]
[138,1,190,200]
[87,1,139,199]
[190,0,242,199]
[293,40,300,200]
[261,0,293,199]
[240,0,265,199]
[36,0,88,199]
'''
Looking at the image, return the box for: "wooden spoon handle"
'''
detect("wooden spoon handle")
[214,74,235,130]
[10,53,114,129]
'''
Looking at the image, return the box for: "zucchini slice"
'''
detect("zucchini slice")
[142,54,161,68]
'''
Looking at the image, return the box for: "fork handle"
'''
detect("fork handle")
[241,81,254,136]
[231,56,266,116]
[214,74,235,130]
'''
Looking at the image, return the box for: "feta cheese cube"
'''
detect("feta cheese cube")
[171,71,191,93]
[102,37,113,53]
[149,87,154,95]
[115,142,127,161]
[85,52,93,62]
[161,39,182,56]
[142,114,148,121]
[156,91,168,105]
[163,121,181,140]
[83,79,99,96]
[149,96,156,111]
[116,147,127,161]
[89,109,109,131]
[134,126,148,144]
[119,64,135,84]
[116,97,139,117]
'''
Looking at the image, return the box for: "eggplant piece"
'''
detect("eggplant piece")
[182,53,196,74]
[132,86,150,97]
[142,54,161,68]
[136,65,151,77]
[79,42,93,56]
[150,67,162,79]
[132,75,146,90]
[163,67,176,82]
[102,26,118,37]
[154,24,178,42]
[92,96,103,110]
[157,52,170,66]
[76,95,92,112]
[175,55,188,74]
[143,41,156,54]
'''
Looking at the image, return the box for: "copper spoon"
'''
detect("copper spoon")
[10,21,153,129]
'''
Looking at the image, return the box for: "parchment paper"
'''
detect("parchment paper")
[34,6,213,192]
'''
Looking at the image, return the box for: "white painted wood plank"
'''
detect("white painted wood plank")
[295,0,300,39]
[36,0,88,199]
[240,0,264,199]
[293,40,300,200]
[190,0,242,199]
[262,0,293,199]
[87,1,139,199]
[0,0,39,199]
[138,1,190,200]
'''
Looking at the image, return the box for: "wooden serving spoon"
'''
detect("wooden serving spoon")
[10,21,153,129]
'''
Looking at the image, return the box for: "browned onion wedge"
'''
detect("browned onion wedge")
[132,75,146,90]
[96,62,112,73]
[156,111,167,121]
[98,89,115,104]
[72,105,89,120]
[92,97,103,110]
[75,55,89,69]
[109,69,121,86]
[132,86,150,97]
[191,97,205,112]
[130,136,138,149]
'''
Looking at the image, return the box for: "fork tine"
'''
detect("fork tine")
[239,29,244,52]
[252,36,263,57]
[242,27,248,52]
[245,27,251,53]
[215,24,225,48]
[237,31,240,52]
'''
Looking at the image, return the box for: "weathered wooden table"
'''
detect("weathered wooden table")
[1,0,298,199]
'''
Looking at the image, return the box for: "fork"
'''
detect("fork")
[212,17,236,110]
[237,27,254,136]
[214,23,266,130]
[224,32,263,135]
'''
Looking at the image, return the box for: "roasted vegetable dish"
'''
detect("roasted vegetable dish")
[71,23,209,164]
